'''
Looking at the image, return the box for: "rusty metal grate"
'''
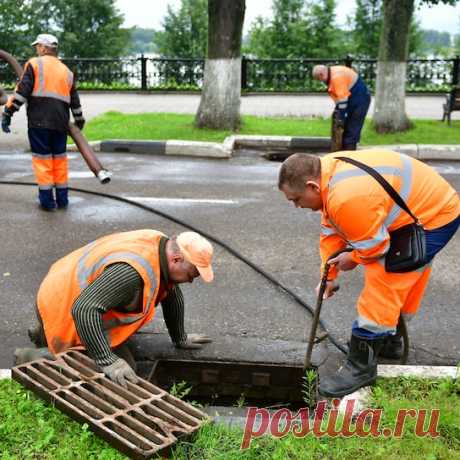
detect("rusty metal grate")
[12,350,209,459]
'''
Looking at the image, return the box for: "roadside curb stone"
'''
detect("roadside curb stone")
[68,136,460,161]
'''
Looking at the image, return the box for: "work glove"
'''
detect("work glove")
[102,357,139,388]
[175,333,212,350]
[1,111,11,133]
[74,117,85,130]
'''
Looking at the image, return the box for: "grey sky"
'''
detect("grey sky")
[116,0,460,34]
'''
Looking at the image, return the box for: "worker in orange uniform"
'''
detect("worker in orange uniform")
[1,34,85,210]
[279,150,460,397]
[313,64,370,151]
[15,230,214,388]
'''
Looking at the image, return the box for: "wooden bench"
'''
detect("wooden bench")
[442,86,460,124]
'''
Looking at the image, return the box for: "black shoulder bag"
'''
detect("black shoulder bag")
[335,156,426,273]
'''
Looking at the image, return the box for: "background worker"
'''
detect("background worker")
[312,64,370,151]
[1,33,85,210]
[15,230,214,388]
[279,150,460,397]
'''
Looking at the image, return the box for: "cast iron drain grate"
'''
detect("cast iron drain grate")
[12,350,209,459]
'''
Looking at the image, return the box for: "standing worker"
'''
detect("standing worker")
[1,34,85,210]
[15,230,214,388]
[278,150,460,397]
[312,64,370,151]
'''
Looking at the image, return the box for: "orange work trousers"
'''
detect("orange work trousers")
[355,261,432,334]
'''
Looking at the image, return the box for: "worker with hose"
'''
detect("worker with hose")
[15,229,214,388]
[312,64,370,151]
[1,34,85,210]
[279,150,460,397]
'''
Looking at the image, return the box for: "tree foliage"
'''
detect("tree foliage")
[52,0,128,58]
[128,28,156,55]
[153,0,208,57]
[0,0,49,57]
[373,0,460,134]
[0,0,128,58]
[245,0,341,58]
[352,0,423,58]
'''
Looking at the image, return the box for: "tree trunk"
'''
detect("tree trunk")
[373,0,413,133]
[195,0,245,130]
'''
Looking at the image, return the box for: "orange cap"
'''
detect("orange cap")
[176,232,214,282]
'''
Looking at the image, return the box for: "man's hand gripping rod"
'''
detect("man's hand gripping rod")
[304,247,353,370]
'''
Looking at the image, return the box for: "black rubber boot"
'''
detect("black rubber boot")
[319,334,384,398]
[342,143,357,151]
[380,333,403,360]
[28,322,47,348]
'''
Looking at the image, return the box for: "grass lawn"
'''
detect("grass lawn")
[0,375,459,459]
[83,111,460,146]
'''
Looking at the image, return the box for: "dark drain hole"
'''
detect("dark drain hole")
[137,359,318,410]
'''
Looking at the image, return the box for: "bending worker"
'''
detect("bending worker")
[279,150,460,397]
[1,34,85,210]
[15,229,214,388]
[312,64,370,151]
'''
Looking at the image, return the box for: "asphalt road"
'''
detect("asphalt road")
[0,151,459,370]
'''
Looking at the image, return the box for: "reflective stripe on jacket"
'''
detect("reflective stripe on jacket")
[6,55,81,132]
[37,230,167,353]
[319,150,460,278]
[30,55,73,103]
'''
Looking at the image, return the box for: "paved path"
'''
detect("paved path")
[0,92,456,151]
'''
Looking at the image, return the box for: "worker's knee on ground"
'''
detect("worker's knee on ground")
[14,347,55,365]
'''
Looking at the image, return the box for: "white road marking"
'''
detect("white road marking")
[68,171,95,178]
[126,196,238,205]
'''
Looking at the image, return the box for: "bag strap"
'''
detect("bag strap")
[335,156,419,224]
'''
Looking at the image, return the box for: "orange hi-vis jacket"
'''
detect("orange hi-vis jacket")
[319,150,460,280]
[25,55,73,103]
[6,54,79,132]
[327,65,358,106]
[37,230,168,354]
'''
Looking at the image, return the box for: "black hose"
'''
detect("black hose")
[0,180,352,355]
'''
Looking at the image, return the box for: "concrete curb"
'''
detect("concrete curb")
[339,364,459,417]
[67,140,101,153]
[68,136,460,161]
[68,139,231,159]
[2,365,456,381]
[0,369,11,379]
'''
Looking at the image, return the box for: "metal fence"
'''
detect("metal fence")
[1,55,459,93]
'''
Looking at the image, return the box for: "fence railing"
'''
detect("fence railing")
[1,55,459,93]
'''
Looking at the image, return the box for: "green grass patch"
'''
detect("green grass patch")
[83,111,460,146]
[1,375,459,459]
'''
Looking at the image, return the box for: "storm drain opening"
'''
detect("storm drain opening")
[12,351,209,460]
[140,359,317,410]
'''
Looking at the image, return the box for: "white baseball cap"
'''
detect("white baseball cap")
[31,34,59,48]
